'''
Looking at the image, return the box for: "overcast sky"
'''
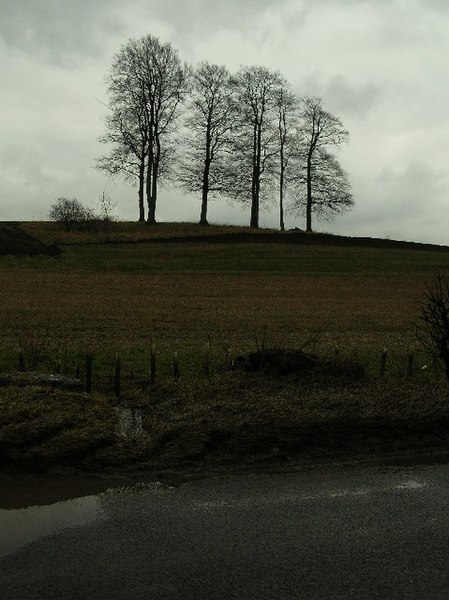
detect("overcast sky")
[1,0,448,244]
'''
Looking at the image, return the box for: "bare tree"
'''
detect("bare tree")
[97,102,149,222]
[417,273,449,380]
[229,66,283,229]
[98,34,189,223]
[178,62,235,225]
[293,97,352,232]
[292,148,353,225]
[275,83,298,231]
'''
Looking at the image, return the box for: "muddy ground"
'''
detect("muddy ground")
[1,370,449,479]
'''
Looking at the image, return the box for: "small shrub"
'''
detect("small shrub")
[49,197,90,231]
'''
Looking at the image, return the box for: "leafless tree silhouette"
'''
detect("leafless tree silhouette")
[417,273,449,379]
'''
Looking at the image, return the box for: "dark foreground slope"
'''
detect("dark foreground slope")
[0,223,61,256]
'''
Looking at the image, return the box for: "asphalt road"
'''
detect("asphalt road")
[1,460,449,599]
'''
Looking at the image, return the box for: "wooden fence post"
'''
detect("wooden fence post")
[380,349,387,377]
[203,342,211,377]
[85,353,93,393]
[406,351,414,378]
[173,351,180,381]
[150,339,156,385]
[114,353,121,398]
[432,353,439,377]
[226,347,234,370]
[18,350,26,372]
[54,352,62,374]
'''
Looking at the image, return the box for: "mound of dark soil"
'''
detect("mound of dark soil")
[234,348,364,379]
[0,223,61,257]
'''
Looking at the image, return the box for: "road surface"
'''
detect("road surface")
[1,460,449,599]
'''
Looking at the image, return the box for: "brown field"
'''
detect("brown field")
[2,222,449,473]
[1,222,449,377]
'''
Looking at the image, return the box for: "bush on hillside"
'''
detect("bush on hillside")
[49,197,92,231]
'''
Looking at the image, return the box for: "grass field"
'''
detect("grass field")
[2,221,449,377]
[2,221,449,473]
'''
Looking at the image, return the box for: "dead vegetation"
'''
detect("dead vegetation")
[1,372,449,474]
[2,222,449,473]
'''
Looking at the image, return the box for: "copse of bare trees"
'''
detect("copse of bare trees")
[98,34,353,230]
[98,34,189,223]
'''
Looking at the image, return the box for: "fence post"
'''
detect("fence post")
[406,351,414,378]
[203,342,211,377]
[225,347,234,370]
[54,352,62,374]
[114,353,121,398]
[380,349,387,377]
[173,351,180,381]
[85,353,93,393]
[150,339,156,385]
[432,353,439,378]
[18,350,26,372]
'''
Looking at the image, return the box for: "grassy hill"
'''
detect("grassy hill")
[2,221,449,374]
[2,221,449,474]
[19,220,449,252]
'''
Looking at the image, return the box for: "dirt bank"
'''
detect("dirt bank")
[1,372,449,477]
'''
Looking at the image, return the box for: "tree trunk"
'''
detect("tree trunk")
[146,115,156,224]
[147,170,157,225]
[306,154,313,232]
[279,187,285,232]
[146,158,155,224]
[138,158,145,222]
[199,163,210,225]
[147,127,160,225]
[250,122,261,229]
[250,195,259,228]
[279,147,285,232]
[148,138,160,225]
[200,128,212,225]
[250,162,260,228]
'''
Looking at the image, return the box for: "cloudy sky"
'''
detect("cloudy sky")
[1,0,448,244]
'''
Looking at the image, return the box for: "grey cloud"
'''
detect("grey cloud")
[302,74,383,119]
[325,76,381,116]
[0,0,125,66]
[331,161,448,244]
[146,0,289,36]
[374,162,445,218]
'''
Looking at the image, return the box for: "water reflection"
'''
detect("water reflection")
[0,480,175,557]
[0,495,102,557]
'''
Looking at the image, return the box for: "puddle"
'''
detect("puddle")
[0,494,102,557]
[0,477,175,558]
